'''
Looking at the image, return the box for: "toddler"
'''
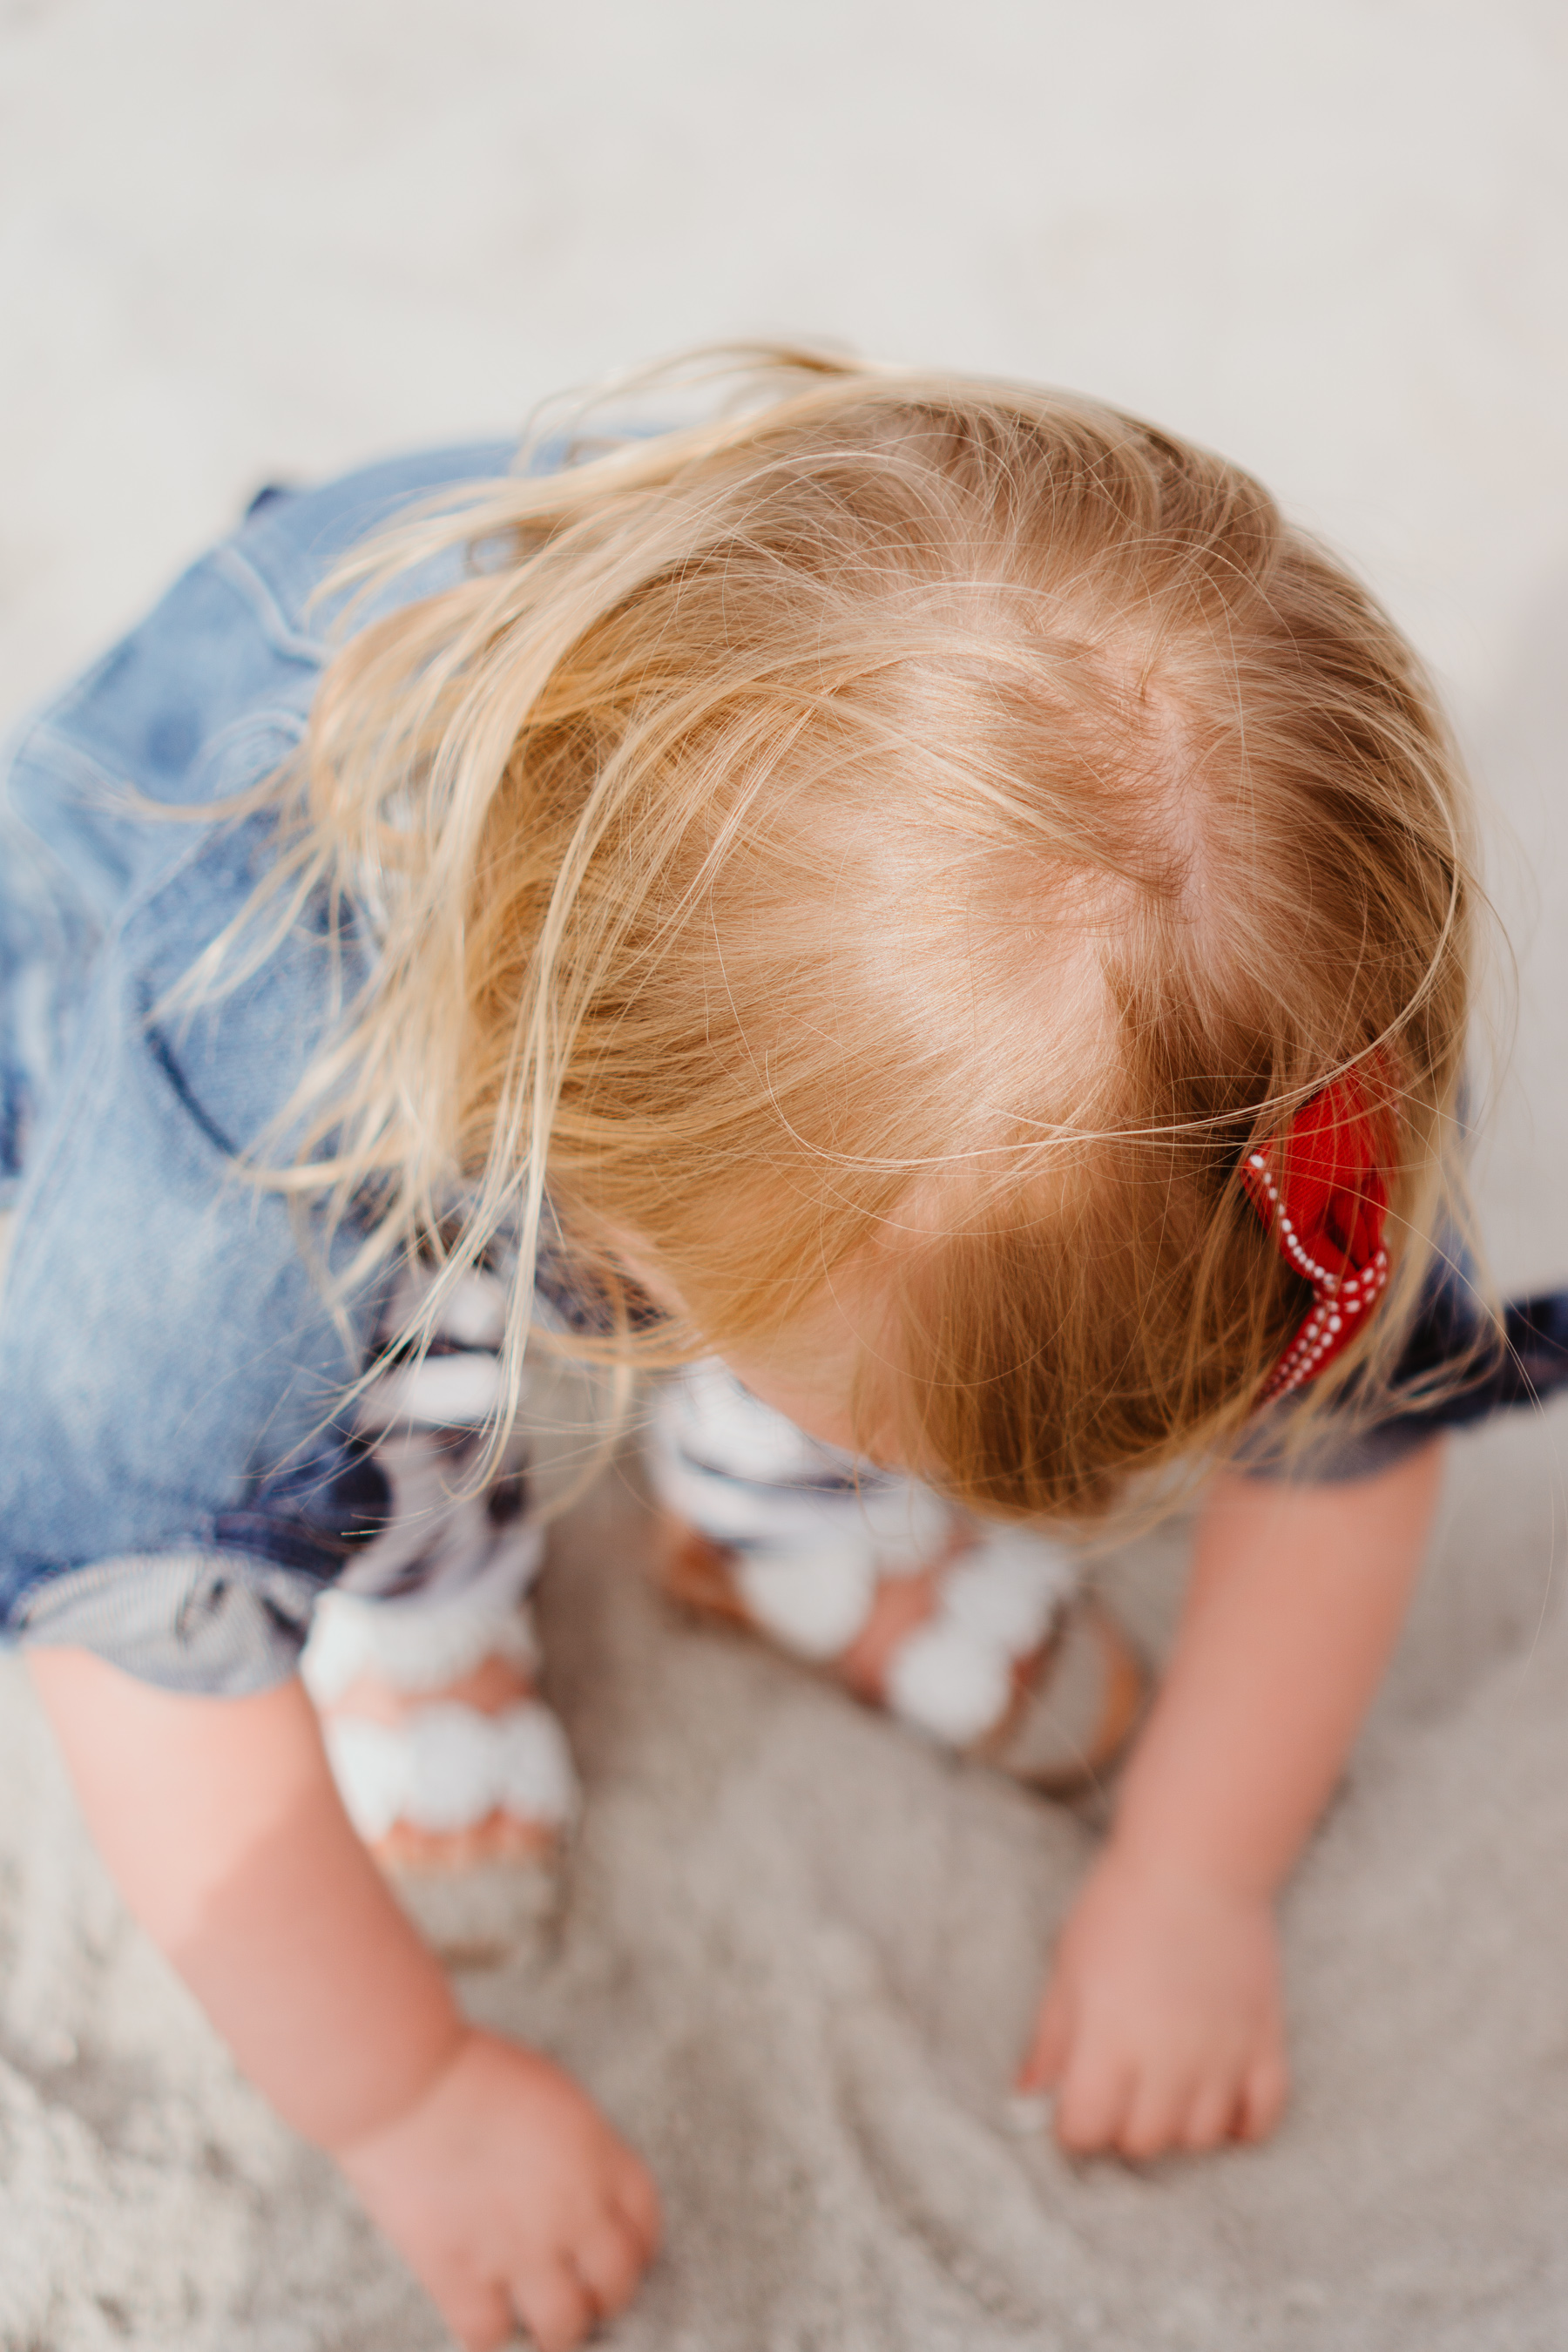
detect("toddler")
[3,354,1563,2352]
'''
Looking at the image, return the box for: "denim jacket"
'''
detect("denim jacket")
[0,444,521,1690]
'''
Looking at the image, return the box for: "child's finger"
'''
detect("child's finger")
[1236,2049,1289,2144]
[1016,1981,1071,2091]
[571,2211,651,2320]
[1117,2069,1193,2162]
[1180,2073,1242,2153]
[613,2160,663,2261]
[511,2259,596,2352]
[1052,2051,1134,2154]
[441,2276,516,2352]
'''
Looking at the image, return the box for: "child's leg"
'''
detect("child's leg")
[647,1358,1143,1790]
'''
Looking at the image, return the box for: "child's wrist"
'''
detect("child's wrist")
[1102,1821,1282,1909]
[310,1998,469,2160]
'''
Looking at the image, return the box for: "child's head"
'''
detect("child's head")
[300,352,1477,1521]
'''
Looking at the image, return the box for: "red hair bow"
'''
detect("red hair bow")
[1241,1068,1392,1402]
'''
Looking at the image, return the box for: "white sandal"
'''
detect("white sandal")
[647,1361,1144,1792]
[655,1521,1144,1795]
[303,1589,577,1851]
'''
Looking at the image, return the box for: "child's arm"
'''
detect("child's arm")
[1020,1437,1444,2157]
[25,1649,658,2352]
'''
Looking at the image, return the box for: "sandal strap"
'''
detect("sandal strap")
[322,1699,578,1843]
[880,1531,1080,1744]
[302,1586,539,1705]
[733,1538,880,1659]
[882,1615,1017,1745]
[659,1514,1085,1749]
[649,1359,952,1560]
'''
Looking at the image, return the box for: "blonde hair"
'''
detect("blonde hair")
[247,348,1481,1523]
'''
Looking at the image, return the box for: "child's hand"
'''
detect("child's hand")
[1018,1844,1288,2160]
[27,1656,657,2347]
[335,2026,660,2352]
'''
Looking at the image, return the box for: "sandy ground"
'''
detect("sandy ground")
[4,2,1568,2345]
